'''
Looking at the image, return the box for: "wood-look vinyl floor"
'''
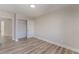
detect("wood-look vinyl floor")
[0,37,78,54]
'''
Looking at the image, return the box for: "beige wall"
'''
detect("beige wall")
[34,5,79,52]
[34,8,64,44]
[0,21,1,35]
[27,19,34,38]
[4,19,12,37]
[0,11,13,19]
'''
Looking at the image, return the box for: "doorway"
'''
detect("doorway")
[0,18,12,44]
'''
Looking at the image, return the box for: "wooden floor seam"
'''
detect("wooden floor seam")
[0,37,78,54]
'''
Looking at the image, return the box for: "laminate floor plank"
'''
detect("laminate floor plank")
[0,37,78,54]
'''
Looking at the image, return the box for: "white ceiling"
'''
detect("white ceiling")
[0,4,69,18]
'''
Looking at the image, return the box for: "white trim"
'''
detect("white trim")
[34,35,79,53]
[1,20,4,37]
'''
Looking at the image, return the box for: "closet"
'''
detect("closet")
[16,19,27,40]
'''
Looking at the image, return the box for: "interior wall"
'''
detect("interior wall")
[4,19,12,37]
[34,5,79,52]
[34,9,64,44]
[0,21,1,35]
[27,19,34,38]
[0,11,13,19]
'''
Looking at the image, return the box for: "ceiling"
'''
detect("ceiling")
[0,4,70,18]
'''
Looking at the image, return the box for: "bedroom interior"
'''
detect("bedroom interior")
[0,4,79,54]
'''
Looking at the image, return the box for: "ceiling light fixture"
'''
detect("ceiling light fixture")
[30,5,36,8]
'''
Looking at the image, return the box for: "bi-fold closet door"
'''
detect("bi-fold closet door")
[16,19,27,40]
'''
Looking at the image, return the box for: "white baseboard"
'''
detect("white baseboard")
[34,36,79,53]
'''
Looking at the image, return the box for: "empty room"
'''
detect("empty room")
[0,4,79,54]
